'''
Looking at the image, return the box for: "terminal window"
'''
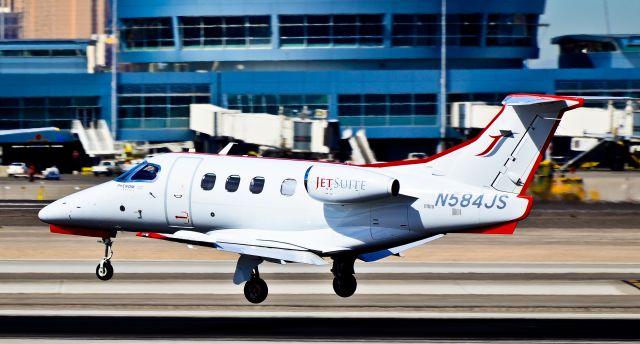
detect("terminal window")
[392,14,482,47]
[448,93,510,105]
[179,16,271,48]
[225,94,328,117]
[445,14,483,46]
[486,14,537,46]
[338,93,437,126]
[555,80,640,108]
[0,49,85,57]
[392,14,439,47]
[120,17,174,50]
[118,84,210,129]
[0,97,100,130]
[279,14,384,48]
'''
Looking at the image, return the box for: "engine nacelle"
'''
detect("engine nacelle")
[304,164,399,203]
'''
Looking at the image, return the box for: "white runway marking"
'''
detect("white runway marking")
[0,207,44,210]
[1,260,639,274]
[0,309,638,321]
[0,279,636,296]
[0,203,48,206]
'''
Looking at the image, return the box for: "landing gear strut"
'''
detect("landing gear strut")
[95,238,114,281]
[243,266,268,304]
[331,256,357,298]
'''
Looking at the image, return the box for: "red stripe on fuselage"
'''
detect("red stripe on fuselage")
[50,224,115,238]
[136,232,167,239]
[462,221,518,234]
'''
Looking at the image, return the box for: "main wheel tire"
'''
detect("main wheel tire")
[244,278,268,304]
[96,261,114,281]
[333,274,357,298]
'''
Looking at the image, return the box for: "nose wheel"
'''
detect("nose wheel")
[96,238,114,281]
[243,267,268,304]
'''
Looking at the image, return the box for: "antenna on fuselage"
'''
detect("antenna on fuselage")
[218,142,237,155]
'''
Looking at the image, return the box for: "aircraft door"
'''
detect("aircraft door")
[165,157,203,228]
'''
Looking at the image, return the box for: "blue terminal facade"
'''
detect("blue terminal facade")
[2,0,640,161]
[115,0,546,149]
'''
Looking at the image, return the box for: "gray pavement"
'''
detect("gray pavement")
[0,261,636,319]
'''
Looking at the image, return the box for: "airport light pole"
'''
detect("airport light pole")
[110,0,118,139]
[437,0,447,153]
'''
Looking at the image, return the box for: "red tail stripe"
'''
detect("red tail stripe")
[475,134,502,157]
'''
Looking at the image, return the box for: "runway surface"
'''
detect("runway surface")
[0,201,638,340]
[0,261,637,340]
[0,260,637,315]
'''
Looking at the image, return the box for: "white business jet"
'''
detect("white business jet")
[39,94,583,303]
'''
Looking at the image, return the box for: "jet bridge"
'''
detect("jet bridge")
[70,119,118,156]
[189,104,330,154]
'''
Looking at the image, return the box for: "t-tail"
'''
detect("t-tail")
[371,94,584,196]
[431,94,583,195]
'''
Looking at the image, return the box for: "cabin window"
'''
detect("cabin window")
[201,173,216,190]
[280,178,296,196]
[225,175,241,192]
[130,163,160,181]
[249,176,265,194]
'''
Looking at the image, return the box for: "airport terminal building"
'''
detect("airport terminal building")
[1,0,640,164]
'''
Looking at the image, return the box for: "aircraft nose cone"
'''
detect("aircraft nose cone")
[38,202,69,224]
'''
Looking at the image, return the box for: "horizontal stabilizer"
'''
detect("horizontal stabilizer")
[502,95,566,106]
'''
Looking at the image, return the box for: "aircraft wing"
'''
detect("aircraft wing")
[357,234,444,262]
[137,230,327,265]
[0,127,60,136]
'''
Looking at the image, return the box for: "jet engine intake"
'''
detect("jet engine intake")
[304,165,399,203]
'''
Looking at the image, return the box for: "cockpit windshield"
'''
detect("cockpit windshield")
[132,164,159,181]
[114,161,161,182]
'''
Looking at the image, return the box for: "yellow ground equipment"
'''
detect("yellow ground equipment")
[529,160,594,201]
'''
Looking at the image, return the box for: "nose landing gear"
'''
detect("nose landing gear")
[243,266,268,304]
[332,256,357,298]
[96,238,114,281]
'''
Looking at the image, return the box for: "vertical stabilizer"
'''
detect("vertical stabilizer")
[366,94,584,196]
[432,94,583,194]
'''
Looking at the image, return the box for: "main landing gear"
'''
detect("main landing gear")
[96,238,114,281]
[243,266,268,304]
[331,256,357,298]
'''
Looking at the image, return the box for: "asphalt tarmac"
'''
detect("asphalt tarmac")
[0,261,637,340]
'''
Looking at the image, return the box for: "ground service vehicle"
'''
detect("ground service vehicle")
[7,162,27,177]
